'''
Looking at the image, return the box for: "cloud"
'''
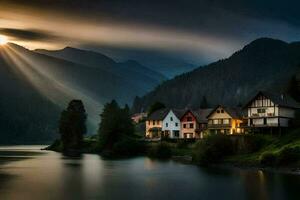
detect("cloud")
[0,28,60,41]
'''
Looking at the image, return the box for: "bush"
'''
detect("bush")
[176,140,188,149]
[277,146,300,165]
[113,138,146,157]
[244,135,269,153]
[147,142,172,159]
[193,135,234,165]
[260,152,277,166]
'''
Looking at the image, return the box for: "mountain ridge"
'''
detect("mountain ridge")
[132,38,300,112]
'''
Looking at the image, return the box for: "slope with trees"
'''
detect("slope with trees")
[132,38,300,112]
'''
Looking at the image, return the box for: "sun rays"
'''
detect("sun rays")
[0,44,102,131]
[0,35,8,45]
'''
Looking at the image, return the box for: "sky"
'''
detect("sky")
[0,0,300,65]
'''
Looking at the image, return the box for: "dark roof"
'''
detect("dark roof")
[147,109,169,120]
[207,105,244,119]
[244,91,300,108]
[224,107,244,118]
[193,108,214,123]
[171,109,186,119]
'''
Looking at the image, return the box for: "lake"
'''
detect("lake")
[0,146,299,200]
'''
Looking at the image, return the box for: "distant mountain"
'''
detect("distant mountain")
[35,47,166,91]
[0,43,165,144]
[150,62,197,78]
[75,45,199,78]
[132,38,300,112]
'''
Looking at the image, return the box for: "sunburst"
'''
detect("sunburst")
[0,35,8,45]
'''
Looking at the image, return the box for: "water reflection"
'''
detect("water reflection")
[0,146,299,200]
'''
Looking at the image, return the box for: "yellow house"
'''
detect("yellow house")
[145,109,168,138]
[207,105,245,134]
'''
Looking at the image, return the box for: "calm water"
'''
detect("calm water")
[0,146,299,200]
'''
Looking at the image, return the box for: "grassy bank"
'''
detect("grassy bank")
[46,129,300,169]
[225,129,300,168]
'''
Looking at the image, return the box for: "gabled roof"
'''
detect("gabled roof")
[147,109,169,120]
[171,109,186,119]
[193,108,214,123]
[244,91,300,109]
[180,108,213,123]
[206,105,244,119]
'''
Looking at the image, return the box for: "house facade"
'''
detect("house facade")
[207,105,244,134]
[180,110,197,138]
[180,109,212,139]
[145,109,168,138]
[162,109,183,138]
[245,91,300,128]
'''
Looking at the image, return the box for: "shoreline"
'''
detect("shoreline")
[43,145,300,175]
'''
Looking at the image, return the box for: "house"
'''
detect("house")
[207,105,244,134]
[145,109,168,138]
[244,91,300,130]
[131,112,147,123]
[162,109,185,139]
[180,109,212,138]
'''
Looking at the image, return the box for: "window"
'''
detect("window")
[213,119,218,124]
[183,124,187,128]
[152,121,155,125]
[223,119,229,124]
[187,117,193,121]
[217,110,220,113]
[190,123,194,128]
[174,131,180,137]
[166,123,168,127]
[175,123,178,127]
[258,109,266,113]
[148,121,150,125]
[170,117,173,121]
[221,109,224,113]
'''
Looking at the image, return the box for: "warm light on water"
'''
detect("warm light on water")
[0,146,299,200]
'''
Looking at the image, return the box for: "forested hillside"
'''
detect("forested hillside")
[132,38,300,112]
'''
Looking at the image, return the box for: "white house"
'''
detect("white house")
[162,109,184,138]
[244,91,300,129]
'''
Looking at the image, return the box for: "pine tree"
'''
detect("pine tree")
[98,100,134,150]
[59,100,87,151]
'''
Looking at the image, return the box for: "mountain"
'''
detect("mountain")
[132,38,300,112]
[0,45,60,144]
[0,43,165,144]
[35,47,166,91]
[75,45,198,78]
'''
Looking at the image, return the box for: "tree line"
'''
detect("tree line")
[58,99,141,156]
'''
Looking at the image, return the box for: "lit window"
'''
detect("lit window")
[223,119,229,124]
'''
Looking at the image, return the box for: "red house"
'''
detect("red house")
[180,109,212,138]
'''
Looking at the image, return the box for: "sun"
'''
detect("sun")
[0,35,8,45]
